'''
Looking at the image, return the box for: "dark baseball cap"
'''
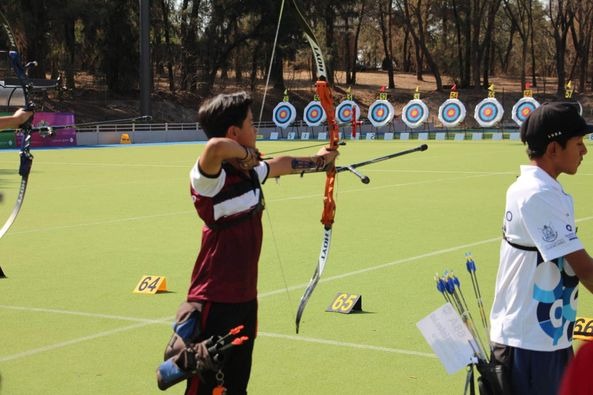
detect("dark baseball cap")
[521,102,593,153]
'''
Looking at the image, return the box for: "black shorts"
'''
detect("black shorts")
[186,299,257,395]
[491,342,573,395]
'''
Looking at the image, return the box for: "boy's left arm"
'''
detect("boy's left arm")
[266,147,339,178]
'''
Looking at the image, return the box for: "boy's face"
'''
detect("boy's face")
[230,109,257,148]
[556,135,587,175]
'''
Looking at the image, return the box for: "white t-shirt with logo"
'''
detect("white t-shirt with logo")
[490,165,583,351]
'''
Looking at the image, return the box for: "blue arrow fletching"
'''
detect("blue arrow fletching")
[465,252,476,272]
[436,278,446,293]
[445,277,456,294]
[466,258,476,272]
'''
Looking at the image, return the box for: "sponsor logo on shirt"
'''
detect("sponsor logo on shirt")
[541,224,558,243]
[565,224,578,241]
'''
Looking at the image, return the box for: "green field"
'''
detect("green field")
[1,139,593,394]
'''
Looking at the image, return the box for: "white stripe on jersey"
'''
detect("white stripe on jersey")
[213,189,261,221]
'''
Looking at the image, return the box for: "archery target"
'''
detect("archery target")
[368,99,395,128]
[303,101,326,127]
[272,101,297,129]
[335,100,361,125]
[512,97,540,126]
[438,98,466,128]
[474,98,504,128]
[401,99,429,129]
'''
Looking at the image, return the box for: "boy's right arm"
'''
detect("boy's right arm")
[198,138,255,175]
[566,249,593,293]
[0,108,33,130]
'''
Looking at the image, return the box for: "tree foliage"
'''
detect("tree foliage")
[2,0,593,97]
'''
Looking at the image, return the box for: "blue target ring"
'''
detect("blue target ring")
[335,100,361,125]
[438,99,466,128]
[368,100,394,127]
[474,98,504,128]
[303,101,326,127]
[512,97,540,126]
[402,99,429,129]
[272,102,296,129]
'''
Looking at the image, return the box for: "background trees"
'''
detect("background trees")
[3,0,593,98]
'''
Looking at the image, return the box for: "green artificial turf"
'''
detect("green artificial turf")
[1,139,593,394]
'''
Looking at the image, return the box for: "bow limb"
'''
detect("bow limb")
[292,0,339,333]
[0,9,35,240]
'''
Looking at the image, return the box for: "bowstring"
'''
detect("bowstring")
[259,0,293,309]
[257,0,285,125]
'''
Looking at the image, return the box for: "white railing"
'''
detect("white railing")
[75,122,200,133]
[75,120,280,133]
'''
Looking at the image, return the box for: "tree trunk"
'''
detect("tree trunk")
[160,0,175,92]
[379,0,395,88]
[350,0,367,85]
[180,0,200,92]
[324,4,336,85]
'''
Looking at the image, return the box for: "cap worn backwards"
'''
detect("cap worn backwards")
[520,102,593,153]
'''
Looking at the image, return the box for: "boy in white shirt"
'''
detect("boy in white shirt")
[491,102,593,395]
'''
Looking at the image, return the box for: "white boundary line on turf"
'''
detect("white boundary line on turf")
[0,234,502,363]
[6,210,193,236]
[0,304,173,324]
[0,318,171,363]
[269,171,503,203]
[258,332,436,358]
[5,172,495,236]
[0,304,436,362]
[259,236,501,297]
[3,215,593,363]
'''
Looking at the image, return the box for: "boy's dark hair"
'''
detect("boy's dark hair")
[197,92,253,139]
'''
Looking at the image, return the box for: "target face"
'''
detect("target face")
[335,100,361,125]
[368,99,394,127]
[512,97,540,126]
[438,98,466,128]
[401,99,429,129]
[303,101,326,127]
[272,102,297,129]
[474,98,504,128]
